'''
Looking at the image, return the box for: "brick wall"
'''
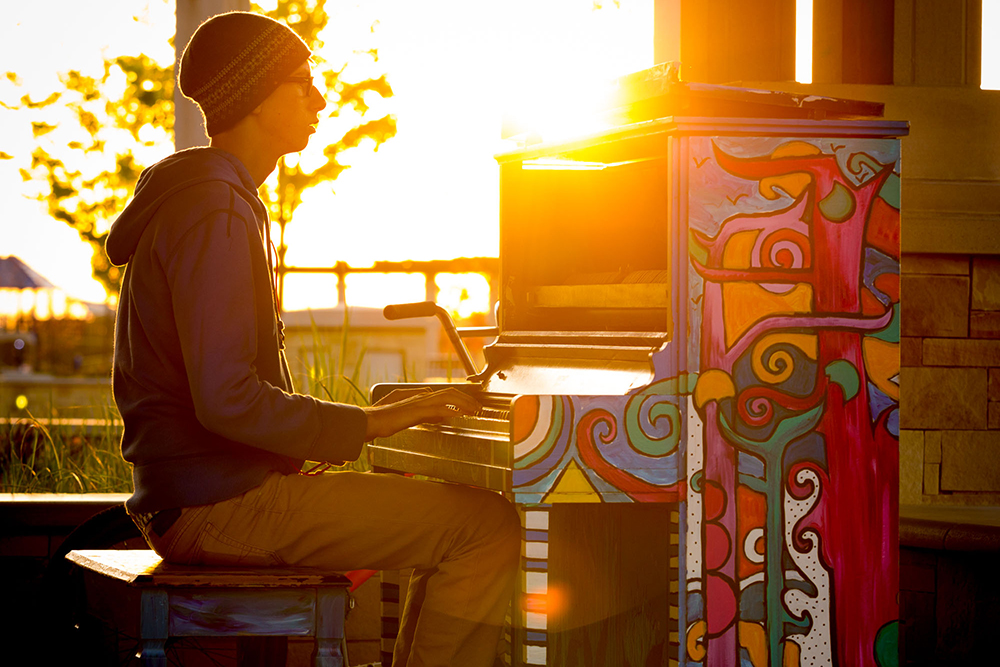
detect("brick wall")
[900,254,1000,505]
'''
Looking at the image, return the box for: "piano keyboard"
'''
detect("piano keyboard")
[369,386,515,493]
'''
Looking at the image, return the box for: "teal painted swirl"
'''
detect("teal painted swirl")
[625,393,681,457]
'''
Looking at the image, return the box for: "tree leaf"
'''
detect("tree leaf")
[31,122,58,137]
[21,92,61,109]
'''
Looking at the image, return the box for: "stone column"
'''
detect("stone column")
[174,0,250,150]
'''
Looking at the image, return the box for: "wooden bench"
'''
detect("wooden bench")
[67,549,351,667]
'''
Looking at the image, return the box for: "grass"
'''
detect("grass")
[296,308,380,474]
[300,307,374,407]
[1,406,130,493]
[1,309,387,491]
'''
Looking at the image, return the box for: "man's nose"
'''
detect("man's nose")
[310,86,327,113]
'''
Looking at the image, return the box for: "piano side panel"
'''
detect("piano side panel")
[544,503,679,667]
[683,134,902,667]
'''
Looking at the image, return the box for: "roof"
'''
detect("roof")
[0,256,56,289]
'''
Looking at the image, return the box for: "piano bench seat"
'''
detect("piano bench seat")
[66,549,351,667]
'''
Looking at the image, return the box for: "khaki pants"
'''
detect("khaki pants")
[136,470,520,667]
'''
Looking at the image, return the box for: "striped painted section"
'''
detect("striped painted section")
[380,569,400,665]
[500,599,513,666]
[520,507,550,666]
[668,506,681,665]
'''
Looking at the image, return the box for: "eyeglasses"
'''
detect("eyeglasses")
[284,75,314,96]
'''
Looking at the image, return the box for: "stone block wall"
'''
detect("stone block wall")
[901,254,1000,505]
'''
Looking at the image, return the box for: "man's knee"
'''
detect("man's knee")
[478,492,520,563]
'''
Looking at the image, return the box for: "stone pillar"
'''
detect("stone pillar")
[174,0,250,150]
[898,253,1000,503]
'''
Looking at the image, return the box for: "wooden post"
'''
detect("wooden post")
[173,0,251,150]
[653,0,682,66]
[813,0,845,83]
[894,0,983,86]
[841,0,895,84]
[659,0,796,83]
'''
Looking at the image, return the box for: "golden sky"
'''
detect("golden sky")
[0,0,653,313]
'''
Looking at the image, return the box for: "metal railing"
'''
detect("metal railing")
[276,257,500,313]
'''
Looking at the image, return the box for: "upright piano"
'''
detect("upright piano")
[370,67,906,667]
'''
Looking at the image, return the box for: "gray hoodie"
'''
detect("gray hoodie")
[107,147,365,514]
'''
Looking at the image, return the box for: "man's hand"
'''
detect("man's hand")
[363,387,481,440]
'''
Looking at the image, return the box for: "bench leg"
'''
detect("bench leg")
[313,587,347,667]
[140,590,168,667]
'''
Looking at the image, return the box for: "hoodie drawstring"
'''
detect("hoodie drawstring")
[263,217,286,350]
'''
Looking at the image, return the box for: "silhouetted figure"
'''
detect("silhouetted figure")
[105,12,518,667]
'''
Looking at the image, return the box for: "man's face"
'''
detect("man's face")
[254,61,327,156]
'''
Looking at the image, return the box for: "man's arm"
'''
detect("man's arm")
[164,205,480,462]
[165,207,366,463]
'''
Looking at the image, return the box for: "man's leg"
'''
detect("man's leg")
[149,471,520,667]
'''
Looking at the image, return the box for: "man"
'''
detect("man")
[105,11,519,667]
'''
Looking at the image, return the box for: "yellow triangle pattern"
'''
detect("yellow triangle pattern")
[542,459,602,503]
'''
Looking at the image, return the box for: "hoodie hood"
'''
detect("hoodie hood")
[106,147,263,266]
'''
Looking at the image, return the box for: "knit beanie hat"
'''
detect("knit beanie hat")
[179,12,312,136]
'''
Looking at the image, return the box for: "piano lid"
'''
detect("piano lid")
[601,61,886,126]
[501,62,887,143]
